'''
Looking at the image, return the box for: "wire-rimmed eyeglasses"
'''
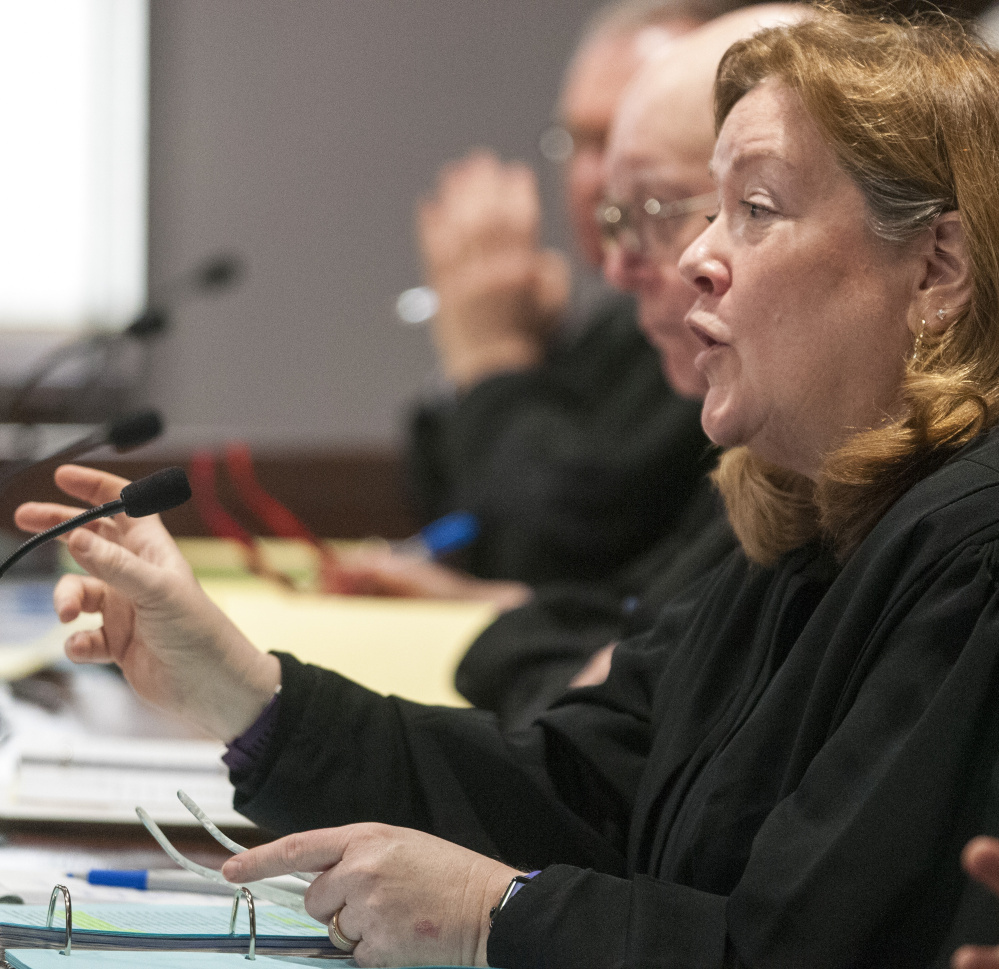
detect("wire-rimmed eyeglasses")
[136,790,315,917]
[597,191,717,257]
[537,123,607,165]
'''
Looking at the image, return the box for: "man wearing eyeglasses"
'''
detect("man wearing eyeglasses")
[337,0,786,729]
[406,0,743,590]
[598,55,721,400]
[450,2,804,725]
[343,1,793,729]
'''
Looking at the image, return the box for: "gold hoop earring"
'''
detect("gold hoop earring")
[912,320,926,363]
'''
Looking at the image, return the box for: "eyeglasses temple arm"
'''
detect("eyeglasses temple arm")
[177,790,316,884]
[135,806,310,914]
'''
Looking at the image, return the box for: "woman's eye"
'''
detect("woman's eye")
[740,200,773,219]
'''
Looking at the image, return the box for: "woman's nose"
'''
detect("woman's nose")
[678,224,729,298]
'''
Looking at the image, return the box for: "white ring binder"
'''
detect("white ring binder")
[0,879,336,959]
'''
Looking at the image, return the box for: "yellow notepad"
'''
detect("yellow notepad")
[201,579,495,707]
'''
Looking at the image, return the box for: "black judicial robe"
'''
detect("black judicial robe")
[455,483,736,731]
[407,292,711,585]
[230,428,999,968]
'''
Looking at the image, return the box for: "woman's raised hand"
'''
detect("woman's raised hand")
[14,464,279,740]
[221,822,520,967]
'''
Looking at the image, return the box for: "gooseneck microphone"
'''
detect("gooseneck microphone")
[104,410,166,452]
[5,252,244,423]
[123,254,245,340]
[0,410,165,493]
[0,467,192,579]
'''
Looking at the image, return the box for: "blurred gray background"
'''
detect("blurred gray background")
[144,0,603,449]
[10,0,985,538]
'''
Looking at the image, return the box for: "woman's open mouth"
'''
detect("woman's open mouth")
[689,321,725,350]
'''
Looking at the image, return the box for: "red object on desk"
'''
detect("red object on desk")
[187,449,297,590]
[188,443,352,593]
[223,442,348,593]
[223,442,323,544]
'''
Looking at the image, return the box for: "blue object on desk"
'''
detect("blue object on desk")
[421,511,479,557]
[70,869,304,896]
[69,870,236,895]
[76,869,150,890]
[72,870,200,891]
[394,511,479,559]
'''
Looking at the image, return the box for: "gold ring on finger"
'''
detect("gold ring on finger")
[331,907,360,952]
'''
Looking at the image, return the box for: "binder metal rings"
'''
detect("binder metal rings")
[45,885,71,957]
[229,885,257,960]
[14,881,260,960]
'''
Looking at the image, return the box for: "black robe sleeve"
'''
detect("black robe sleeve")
[230,437,999,969]
[490,540,999,969]
[228,550,806,962]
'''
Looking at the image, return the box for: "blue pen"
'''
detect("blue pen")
[70,869,236,895]
[69,870,303,895]
[392,511,479,560]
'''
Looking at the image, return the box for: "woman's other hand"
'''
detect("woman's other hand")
[222,822,520,967]
[332,544,531,612]
[14,464,279,740]
[569,641,617,688]
[952,837,999,969]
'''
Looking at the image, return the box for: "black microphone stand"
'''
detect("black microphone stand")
[0,467,191,579]
[3,253,244,425]
[0,499,126,580]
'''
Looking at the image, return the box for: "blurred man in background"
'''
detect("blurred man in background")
[453,1,802,724]
[343,3,798,728]
[406,0,744,587]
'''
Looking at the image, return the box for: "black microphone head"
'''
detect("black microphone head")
[107,410,164,453]
[125,307,169,339]
[195,253,244,293]
[119,467,192,518]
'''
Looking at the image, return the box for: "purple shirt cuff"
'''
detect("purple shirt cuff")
[222,689,281,774]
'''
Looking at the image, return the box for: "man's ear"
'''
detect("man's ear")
[918,211,971,335]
